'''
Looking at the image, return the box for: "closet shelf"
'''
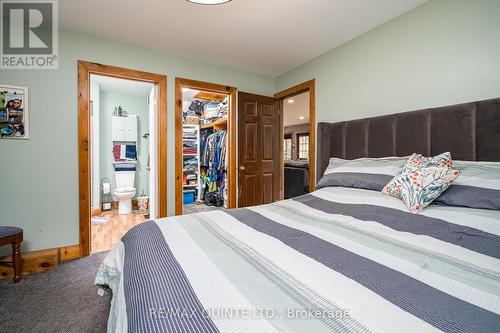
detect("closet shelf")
[200,116,227,130]
[182,124,201,205]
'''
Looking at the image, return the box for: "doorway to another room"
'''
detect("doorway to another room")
[275,80,316,199]
[78,61,167,257]
[89,75,155,253]
[282,91,311,198]
[175,78,237,215]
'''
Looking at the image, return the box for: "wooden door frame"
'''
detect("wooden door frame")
[78,60,168,257]
[175,78,237,215]
[274,79,316,198]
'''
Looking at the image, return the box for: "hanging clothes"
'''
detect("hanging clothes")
[200,129,228,207]
[202,130,227,173]
[200,129,214,163]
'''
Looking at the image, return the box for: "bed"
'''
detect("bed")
[96,98,500,333]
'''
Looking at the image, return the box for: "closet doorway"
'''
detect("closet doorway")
[78,61,167,257]
[175,78,237,215]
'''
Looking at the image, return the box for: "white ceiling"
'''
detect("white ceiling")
[182,88,201,102]
[61,0,427,77]
[91,74,154,96]
[284,91,309,127]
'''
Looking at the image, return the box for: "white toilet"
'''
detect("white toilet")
[114,170,136,215]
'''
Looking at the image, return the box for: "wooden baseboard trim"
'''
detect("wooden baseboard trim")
[0,243,83,281]
[0,248,60,281]
[60,244,81,261]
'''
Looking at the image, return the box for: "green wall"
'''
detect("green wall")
[276,0,500,123]
[0,30,275,253]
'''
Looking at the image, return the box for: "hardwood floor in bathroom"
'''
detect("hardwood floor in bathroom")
[91,209,147,253]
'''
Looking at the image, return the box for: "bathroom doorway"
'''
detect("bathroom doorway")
[78,61,167,256]
[89,74,155,252]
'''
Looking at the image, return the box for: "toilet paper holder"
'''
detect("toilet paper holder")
[101,178,112,211]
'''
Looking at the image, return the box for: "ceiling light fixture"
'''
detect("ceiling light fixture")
[186,0,232,5]
[287,99,295,104]
[299,116,305,120]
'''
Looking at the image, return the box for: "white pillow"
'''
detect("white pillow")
[324,156,408,176]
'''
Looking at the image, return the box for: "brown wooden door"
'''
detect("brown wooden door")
[238,92,281,207]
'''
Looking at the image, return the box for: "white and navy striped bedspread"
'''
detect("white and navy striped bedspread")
[95,187,500,333]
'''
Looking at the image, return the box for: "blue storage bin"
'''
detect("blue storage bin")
[183,190,196,205]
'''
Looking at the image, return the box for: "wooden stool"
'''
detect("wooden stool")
[0,226,23,283]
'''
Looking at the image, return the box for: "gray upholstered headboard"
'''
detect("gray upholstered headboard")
[317,98,500,181]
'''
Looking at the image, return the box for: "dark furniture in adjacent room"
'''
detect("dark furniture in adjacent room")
[284,160,310,199]
[0,226,23,283]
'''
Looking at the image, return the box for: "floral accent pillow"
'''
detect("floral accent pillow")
[382,153,461,213]
[408,152,453,169]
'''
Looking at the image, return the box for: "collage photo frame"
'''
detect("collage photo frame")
[0,85,29,139]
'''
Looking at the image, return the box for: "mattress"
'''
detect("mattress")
[96,187,500,332]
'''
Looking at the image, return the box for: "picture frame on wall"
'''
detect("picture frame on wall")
[0,85,29,139]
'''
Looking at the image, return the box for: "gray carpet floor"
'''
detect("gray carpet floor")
[0,252,111,332]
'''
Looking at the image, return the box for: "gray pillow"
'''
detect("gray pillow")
[435,161,500,210]
[317,157,407,191]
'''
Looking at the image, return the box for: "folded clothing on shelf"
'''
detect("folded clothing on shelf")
[183,157,197,165]
[183,164,198,172]
[183,141,197,150]
[113,144,122,161]
[183,156,199,173]
[125,145,136,160]
[183,127,197,134]
[203,102,220,119]
[114,144,137,161]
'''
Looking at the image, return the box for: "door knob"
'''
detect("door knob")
[239,165,246,171]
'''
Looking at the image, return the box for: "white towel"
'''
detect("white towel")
[120,145,126,160]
